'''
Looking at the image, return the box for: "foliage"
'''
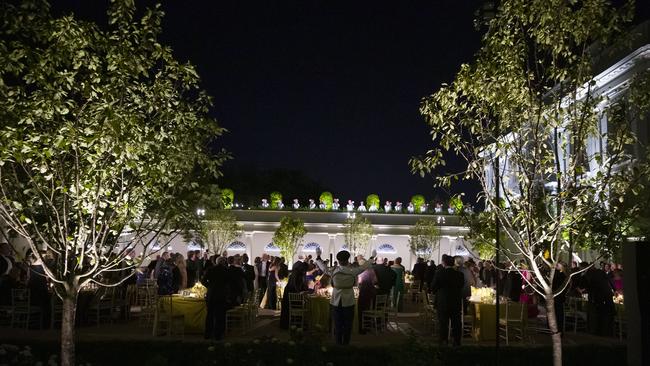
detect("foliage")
[366,194,380,209]
[408,219,440,259]
[319,191,333,209]
[343,215,373,256]
[220,188,234,209]
[412,1,648,364]
[0,1,228,364]
[410,195,426,211]
[464,211,502,260]
[272,216,306,262]
[200,210,242,255]
[270,191,283,209]
[448,195,463,212]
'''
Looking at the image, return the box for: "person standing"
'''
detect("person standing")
[315,247,377,345]
[373,261,395,297]
[241,254,255,300]
[390,257,405,311]
[226,256,245,307]
[202,257,229,340]
[186,251,199,288]
[256,254,270,302]
[267,257,281,310]
[412,257,427,291]
[431,255,465,346]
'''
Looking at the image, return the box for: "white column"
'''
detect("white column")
[370,235,378,257]
[245,232,254,259]
[328,234,336,258]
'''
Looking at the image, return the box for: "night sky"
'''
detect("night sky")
[52,1,650,206]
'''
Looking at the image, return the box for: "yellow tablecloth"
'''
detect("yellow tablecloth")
[155,296,207,334]
[306,296,358,333]
[472,302,526,341]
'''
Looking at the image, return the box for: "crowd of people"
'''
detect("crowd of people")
[0,239,627,345]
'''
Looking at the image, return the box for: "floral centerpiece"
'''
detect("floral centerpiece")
[187,282,207,298]
[469,286,496,304]
[613,293,624,304]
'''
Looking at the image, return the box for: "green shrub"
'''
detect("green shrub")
[270,191,283,209]
[366,194,380,209]
[220,188,234,209]
[411,194,426,211]
[319,191,333,209]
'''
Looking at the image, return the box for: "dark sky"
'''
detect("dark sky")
[52,1,650,206]
[164,0,485,204]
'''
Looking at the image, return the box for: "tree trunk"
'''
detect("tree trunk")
[61,292,78,366]
[545,293,562,366]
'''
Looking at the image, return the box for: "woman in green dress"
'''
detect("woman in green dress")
[391,257,405,312]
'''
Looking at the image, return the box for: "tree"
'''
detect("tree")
[366,193,380,210]
[410,194,426,211]
[408,218,440,259]
[273,216,306,264]
[343,215,373,256]
[200,210,242,256]
[412,1,649,365]
[0,1,228,365]
[221,188,234,209]
[319,191,333,210]
[270,191,283,209]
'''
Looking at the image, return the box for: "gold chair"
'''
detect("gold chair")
[288,293,307,329]
[10,289,42,329]
[498,300,526,345]
[87,287,115,326]
[153,295,185,337]
[362,294,388,334]
[564,297,587,333]
[386,291,401,331]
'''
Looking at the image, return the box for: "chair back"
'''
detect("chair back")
[11,289,30,310]
[288,293,305,310]
[374,294,388,312]
[502,300,525,322]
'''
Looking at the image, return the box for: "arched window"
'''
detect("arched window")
[265,242,281,253]
[302,242,320,252]
[187,241,202,251]
[377,243,396,254]
[227,241,246,252]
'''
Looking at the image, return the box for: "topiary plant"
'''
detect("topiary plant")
[449,195,463,213]
[319,191,333,210]
[270,191,283,209]
[366,194,380,209]
[410,194,426,211]
[220,188,234,209]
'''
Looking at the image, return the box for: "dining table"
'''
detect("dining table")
[153,295,207,335]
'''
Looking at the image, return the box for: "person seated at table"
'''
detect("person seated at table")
[202,256,229,340]
[314,247,377,345]
[431,254,465,346]
[280,261,309,329]
[305,263,318,290]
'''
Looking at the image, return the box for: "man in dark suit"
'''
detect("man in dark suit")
[431,254,465,346]
[412,257,427,291]
[373,261,396,296]
[256,254,271,302]
[202,256,229,340]
[241,254,256,299]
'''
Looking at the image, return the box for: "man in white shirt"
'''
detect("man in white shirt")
[315,247,376,345]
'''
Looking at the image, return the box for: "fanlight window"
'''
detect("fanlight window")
[187,241,202,251]
[265,242,281,252]
[302,242,321,252]
[227,241,246,252]
[377,243,396,254]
